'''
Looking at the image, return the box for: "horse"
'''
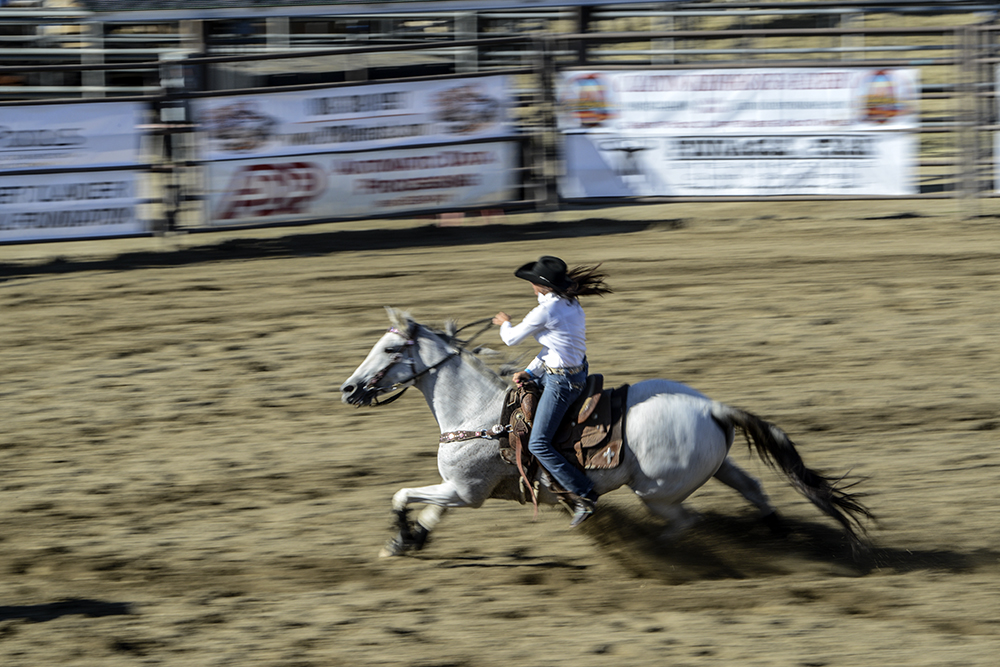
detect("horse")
[340,307,872,558]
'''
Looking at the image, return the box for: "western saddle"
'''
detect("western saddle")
[498,374,629,506]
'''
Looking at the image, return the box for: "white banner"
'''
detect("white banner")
[204,142,518,226]
[0,171,148,242]
[191,76,513,161]
[0,102,144,172]
[995,65,1000,193]
[557,68,920,197]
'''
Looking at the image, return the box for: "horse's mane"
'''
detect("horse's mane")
[385,307,516,392]
[437,320,510,390]
[403,319,508,393]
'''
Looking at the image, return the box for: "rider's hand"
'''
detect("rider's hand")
[512,371,532,387]
[492,312,511,326]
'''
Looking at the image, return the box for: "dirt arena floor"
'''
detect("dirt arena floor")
[1,200,998,666]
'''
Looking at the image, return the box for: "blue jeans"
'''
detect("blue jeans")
[529,365,594,499]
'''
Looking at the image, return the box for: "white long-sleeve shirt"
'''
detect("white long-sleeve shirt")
[499,291,586,375]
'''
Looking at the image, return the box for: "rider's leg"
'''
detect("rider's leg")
[528,371,591,497]
[528,369,597,525]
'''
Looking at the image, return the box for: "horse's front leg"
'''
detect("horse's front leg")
[379,480,476,558]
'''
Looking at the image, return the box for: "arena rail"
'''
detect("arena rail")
[1,2,997,243]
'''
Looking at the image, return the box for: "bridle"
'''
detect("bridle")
[356,317,494,407]
[359,323,455,406]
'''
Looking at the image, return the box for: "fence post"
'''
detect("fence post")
[533,35,560,212]
[82,21,105,98]
[989,24,1000,198]
[157,53,196,233]
[456,12,479,73]
[958,26,981,218]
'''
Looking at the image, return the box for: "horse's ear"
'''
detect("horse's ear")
[385,307,414,333]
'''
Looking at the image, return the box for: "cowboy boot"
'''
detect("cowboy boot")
[568,491,598,528]
[540,469,598,527]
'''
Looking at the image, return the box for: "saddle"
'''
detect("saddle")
[498,375,629,501]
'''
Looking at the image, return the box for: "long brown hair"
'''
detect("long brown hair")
[558,263,612,301]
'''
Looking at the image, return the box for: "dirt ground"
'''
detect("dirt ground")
[1,199,998,666]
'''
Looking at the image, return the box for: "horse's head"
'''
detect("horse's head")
[340,307,422,407]
[341,307,506,407]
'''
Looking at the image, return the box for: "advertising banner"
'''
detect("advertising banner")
[0,102,145,172]
[204,142,518,226]
[191,76,513,161]
[996,65,1000,193]
[0,171,147,242]
[557,68,920,197]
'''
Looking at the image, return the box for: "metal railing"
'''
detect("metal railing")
[1,1,998,241]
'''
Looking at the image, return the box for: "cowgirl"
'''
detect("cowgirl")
[492,256,612,527]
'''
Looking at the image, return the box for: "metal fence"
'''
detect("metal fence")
[1,1,999,239]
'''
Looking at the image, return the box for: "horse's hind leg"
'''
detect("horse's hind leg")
[712,457,785,533]
[638,497,702,539]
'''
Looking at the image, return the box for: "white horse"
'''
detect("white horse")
[341,308,872,557]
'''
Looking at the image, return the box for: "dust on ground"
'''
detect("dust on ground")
[2,200,998,666]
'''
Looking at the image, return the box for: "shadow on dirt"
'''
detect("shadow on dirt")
[0,598,133,623]
[584,505,998,585]
[0,218,665,279]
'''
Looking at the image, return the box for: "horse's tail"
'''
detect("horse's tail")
[712,403,874,552]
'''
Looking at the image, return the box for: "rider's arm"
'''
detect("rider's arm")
[499,303,547,346]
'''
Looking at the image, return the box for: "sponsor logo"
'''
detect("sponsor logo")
[597,139,657,178]
[563,73,614,128]
[861,70,907,124]
[214,162,326,220]
[201,102,278,152]
[433,84,501,134]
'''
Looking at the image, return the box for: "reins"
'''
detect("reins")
[451,316,496,349]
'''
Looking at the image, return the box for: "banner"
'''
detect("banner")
[204,142,518,226]
[0,102,144,172]
[557,68,920,197]
[191,76,513,161]
[0,171,147,242]
[996,65,1000,193]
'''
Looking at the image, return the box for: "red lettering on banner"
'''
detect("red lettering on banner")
[215,162,326,220]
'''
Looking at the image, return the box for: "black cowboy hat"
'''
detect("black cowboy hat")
[514,255,573,291]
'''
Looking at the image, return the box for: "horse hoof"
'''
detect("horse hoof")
[379,538,406,558]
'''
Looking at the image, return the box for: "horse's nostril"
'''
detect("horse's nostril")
[341,384,355,394]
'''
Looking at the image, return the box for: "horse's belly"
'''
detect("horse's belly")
[624,389,729,497]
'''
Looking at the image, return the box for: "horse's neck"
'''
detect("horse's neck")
[417,352,507,432]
